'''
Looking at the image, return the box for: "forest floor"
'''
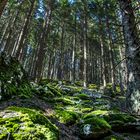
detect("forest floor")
[0,80,140,140]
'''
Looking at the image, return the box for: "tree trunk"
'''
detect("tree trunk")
[15,0,36,59]
[83,5,87,87]
[0,0,7,17]
[119,0,140,114]
[99,18,106,87]
[34,8,52,82]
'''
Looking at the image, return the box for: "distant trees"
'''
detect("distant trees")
[0,0,139,91]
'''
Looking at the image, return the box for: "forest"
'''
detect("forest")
[0,0,140,139]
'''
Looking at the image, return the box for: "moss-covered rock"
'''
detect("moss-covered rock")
[76,93,90,100]
[47,85,62,96]
[78,109,140,139]
[39,78,59,86]
[74,81,83,87]
[80,108,94,113]
[104,83,122,97]
[54,109,79,125]
[59,85,82,96]
[0,107,59,140]
[54,97,75,105]
[104,133,140,140]
[88,84,99,90]
[0,52,32,100]
[83,110,109,119]
[79,116,111,139]
[82,110,136,126]
[34,85,55,98]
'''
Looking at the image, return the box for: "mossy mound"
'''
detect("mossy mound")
[76,93,90,100]
[88,84,99,90]
[82,110,136,127]
[48,96,75,106]
[104,133,140,140]
[47,85,62,96]
[0,52,32,100]
[54,109,79,125]
[59,85,82,96]
[79,109,139,139]
[39,79,59,86]
[79,116,111,139]
[0,107,59,140]
[103,83,123,97]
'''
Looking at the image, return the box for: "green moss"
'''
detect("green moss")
[0,107,59,140]
[61,85,82,95]
[54,97,75,105]
[79,116,111,137]
[83,110,109,119]
[104,135,124,140]
[39,78,58,86]
[8,107,57,129]
[80,108,94,113]
[80,100,94,108]
[0,53,32,100]
[76,93,89,100]
[104,113,136,124]
[104,83,123,97]
[74,81,83,87]
[35,86,55,98]
[88,84,98,90]
[83,117,111,130]
[47,85,62,96]
[54,109,78,125]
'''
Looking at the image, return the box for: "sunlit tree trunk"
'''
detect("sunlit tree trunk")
[71,12,77,83]
[83,3,88,87]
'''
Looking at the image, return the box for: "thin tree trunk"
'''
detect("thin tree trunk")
[99,18,106,87]
[83,6,87,87]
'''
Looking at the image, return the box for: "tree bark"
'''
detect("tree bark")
[119,0,140,114]
[34,8,52,82]
[0,0,7,17]
[83,4,88,87]
[99,18,106,87]
[15,0,36,59]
